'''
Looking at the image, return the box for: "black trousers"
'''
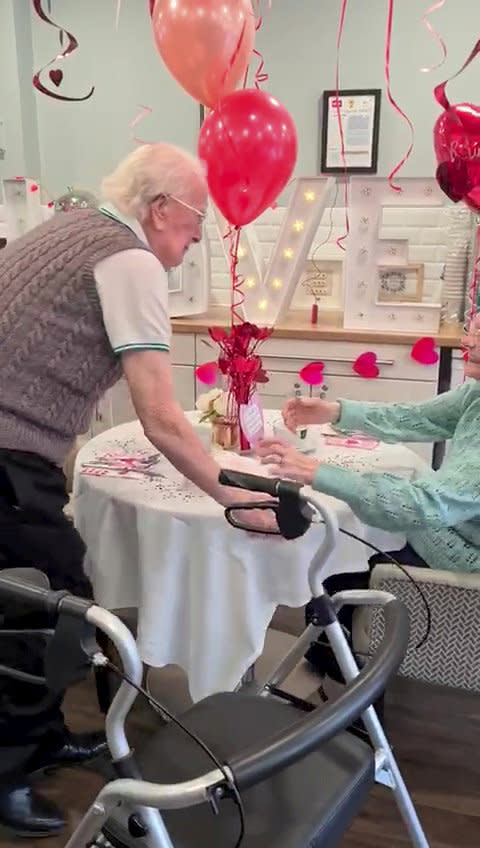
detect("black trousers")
[305,543,430,676]
[0,449,92,781]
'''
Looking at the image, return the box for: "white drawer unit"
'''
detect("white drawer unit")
[171,333,195,365]
[195,334,438,465]
[257,372,436,465]
[195,335,439,383]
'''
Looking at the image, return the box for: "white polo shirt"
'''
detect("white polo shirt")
[94,203,171,356]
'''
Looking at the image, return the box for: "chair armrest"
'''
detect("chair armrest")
[370,562,480,591]
[352,562,480,692]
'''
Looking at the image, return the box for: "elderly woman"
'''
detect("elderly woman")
[0,143,269,837]
[257,316,480,676]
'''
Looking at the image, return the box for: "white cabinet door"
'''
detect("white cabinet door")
[89,365,195,438]
[258,371,435,465]
[172,365,195,410]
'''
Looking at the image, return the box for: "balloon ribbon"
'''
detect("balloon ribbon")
[334,0,349,251]
[434,39,480,112]
[420,0,447,73]
[32,0,94,101]
[130,105,153,145]
[385,0,414,191]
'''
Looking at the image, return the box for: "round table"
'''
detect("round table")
[73,414,426,701]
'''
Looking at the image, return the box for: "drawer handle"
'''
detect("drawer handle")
[263,354,396,367]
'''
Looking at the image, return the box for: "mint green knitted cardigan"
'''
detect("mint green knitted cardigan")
[313,381,480,572]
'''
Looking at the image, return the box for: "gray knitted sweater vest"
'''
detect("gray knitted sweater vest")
[0,208,151,465]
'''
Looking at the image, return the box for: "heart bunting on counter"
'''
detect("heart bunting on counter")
[195,361,218,386]
[298,361,325,386]
[410,337,439,365]
[353,352,379,379]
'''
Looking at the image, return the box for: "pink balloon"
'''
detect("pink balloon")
[152,0,255,109]
[198,88,298,226]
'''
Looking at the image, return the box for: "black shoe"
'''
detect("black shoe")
[0,781,65,838]
[26,730,108,777]
[304,637,346,683]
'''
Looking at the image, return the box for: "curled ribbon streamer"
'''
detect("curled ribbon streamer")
[224,226,245,326]
[115,0,122,29]
[32,0,94,102]
[221,18,249,89]
[242,2,269,89]
[434,39,480,112]
[420,0,447,73]
[130,105,153,145]
[385,0,414,191]
[467,225,480,329]
[334,0,349,252]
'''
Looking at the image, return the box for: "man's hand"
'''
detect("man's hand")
[220,488,278,534]
[282,397,340,432]
[256,438,320,485]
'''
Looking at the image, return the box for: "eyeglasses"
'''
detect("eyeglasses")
[151,193,207,223]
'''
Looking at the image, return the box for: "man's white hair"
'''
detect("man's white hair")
[101,143,206,222]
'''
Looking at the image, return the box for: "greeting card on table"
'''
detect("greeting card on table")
[239,393,265,447]
[81,451,165,480]
[324,436,379,450]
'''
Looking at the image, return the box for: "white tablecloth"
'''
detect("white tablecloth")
[73,414,426,701]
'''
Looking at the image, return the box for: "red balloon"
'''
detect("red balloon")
[434,103,480,213]
[198,88,297,226]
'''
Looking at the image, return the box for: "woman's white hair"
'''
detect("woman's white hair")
[101,143,206,222]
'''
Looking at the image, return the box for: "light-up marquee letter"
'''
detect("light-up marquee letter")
[214,177,336,325]
[344,177,444,334]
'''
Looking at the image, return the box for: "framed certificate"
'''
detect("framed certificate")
[319,89,381,174]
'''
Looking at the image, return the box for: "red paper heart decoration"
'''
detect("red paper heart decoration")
[353,352,379,379]
[410,337,439,365]
[434,103,480,213]
[195,361,218,386]
[49,69,63,87]
[299,361,324,386]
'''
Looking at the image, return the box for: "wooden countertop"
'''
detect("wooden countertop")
[171,309,463,348]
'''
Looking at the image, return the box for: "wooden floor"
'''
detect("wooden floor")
[2,674,479,847]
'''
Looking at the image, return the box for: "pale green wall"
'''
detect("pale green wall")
[1,0,479,196]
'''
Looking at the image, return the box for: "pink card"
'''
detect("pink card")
[324,436,379,450]
[239,393,265,446]
[81,466,145,480]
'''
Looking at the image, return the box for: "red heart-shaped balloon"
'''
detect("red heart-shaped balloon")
[410,337,439,365]
[49,69,63,87]
[353,352,379,379]
[299,361,324,386]
[195,361,218,386]
[434,103,480,213]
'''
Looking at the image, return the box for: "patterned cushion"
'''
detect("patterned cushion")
[356,564,480,692]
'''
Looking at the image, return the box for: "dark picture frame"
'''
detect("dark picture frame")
[319,89,381,175]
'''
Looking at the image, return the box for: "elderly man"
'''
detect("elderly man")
[0,143,268,836]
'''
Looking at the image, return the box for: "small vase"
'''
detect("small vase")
[212,417,240,451]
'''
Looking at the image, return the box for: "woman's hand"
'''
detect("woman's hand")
[256,439,320,485]
[282,397,340,432]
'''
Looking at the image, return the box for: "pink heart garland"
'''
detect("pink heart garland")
[353,352,379,379]
[195,361,218,386]
[49,69,63,87]
[299,361,324,386]
[410,337,439,365]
